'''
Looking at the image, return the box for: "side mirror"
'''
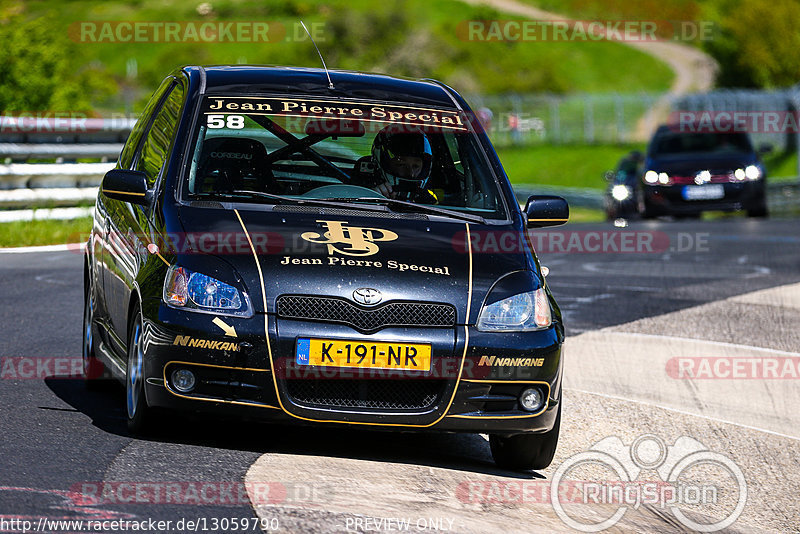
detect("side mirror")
[604,170,615,181]
[525,195,569,228]
[101,169,150,206]
[757,143,773,155]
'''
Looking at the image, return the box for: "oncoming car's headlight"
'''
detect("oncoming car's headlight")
[744,164,761,180]
[611,185,631,201]
[163,265,252,316]
[477,288,551,332]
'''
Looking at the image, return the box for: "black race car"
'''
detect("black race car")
[83,65,568,470]
[637,125,768,218]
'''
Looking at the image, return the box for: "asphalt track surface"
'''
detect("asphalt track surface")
[0,217,798,533]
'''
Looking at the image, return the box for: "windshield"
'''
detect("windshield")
[651,132,753,156]
[183,95,507,219]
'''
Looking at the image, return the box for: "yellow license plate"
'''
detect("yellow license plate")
[295,338,432,371]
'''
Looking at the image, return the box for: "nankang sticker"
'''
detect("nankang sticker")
[173,336,240,351]
[478,356,545,367]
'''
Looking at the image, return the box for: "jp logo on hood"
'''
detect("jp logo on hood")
[301,220,398,257]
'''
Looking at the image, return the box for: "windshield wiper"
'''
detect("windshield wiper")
[196,191,387,212]
[329,197,487,224]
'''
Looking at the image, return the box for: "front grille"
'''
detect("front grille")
[285,379,445,411]
[671,171,736,185]
[276,295,456,332]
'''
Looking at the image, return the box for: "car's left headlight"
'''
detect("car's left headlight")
[163,265,252,317]
[477,288,552,332]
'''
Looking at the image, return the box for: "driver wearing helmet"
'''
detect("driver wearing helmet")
[367,125,438,203]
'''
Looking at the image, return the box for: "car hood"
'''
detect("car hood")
[648,153,757,175]
[176,204,536,323]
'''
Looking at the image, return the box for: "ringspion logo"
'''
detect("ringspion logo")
[550,435,747,532]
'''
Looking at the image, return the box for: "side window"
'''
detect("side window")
[444,133,465,174]
[117,77,174,169]
[135,82,186,187]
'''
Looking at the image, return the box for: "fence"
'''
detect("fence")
[468,87,800,168]
[468,92,663,145]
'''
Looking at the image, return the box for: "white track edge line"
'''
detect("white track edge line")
[0,243,80,254]
[565,387,800,442]
[584,330,800,358]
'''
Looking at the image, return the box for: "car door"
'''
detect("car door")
[97,77,173,350]
[102,77,184,351]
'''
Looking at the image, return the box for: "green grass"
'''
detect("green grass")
[763,149,799,178]
[497,143,799,190]
[497,143,641,189]
[565,207,604,223]
[17,0,674,112]
[515,0,706,42]
[0,217,92,248]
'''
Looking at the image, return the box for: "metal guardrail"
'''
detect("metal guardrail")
[0,143,123,160]
[768,179,800,215]
[0,187,99,209]
[0,117,135,144]
[0,206,94,223]
[0,163,113,190]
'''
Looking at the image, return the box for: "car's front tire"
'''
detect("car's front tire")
[746,199,768,218]
[489,402,561,471]
[126,305,159,434]
[636,190,655,220]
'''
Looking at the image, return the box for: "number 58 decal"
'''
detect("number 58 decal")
[207,114,245,129]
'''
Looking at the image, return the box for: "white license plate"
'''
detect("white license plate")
[682,185,725,200]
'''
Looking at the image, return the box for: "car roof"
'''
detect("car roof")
[181,65,461,108]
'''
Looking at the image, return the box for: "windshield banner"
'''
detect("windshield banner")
[203,96,471,132]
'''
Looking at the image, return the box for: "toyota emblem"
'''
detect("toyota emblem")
[353,288,382,306]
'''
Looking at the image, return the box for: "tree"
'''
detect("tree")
[704,0,800,88]
[0,15,115,113]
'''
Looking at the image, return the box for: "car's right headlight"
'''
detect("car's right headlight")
[163,265,252,317]
[477,288,551,332]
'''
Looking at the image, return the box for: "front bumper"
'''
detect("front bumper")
[142,302,563,435]
[643,180,765,215]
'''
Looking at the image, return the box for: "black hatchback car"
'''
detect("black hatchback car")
[637,125,768,218]
[83,65,568,470]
